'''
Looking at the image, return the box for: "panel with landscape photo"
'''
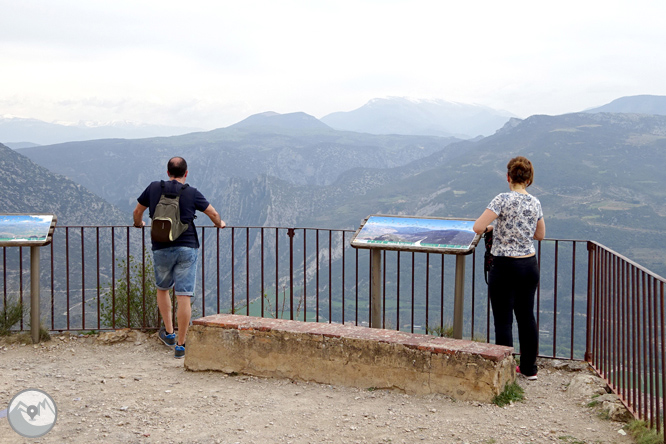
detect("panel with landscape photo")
[352,216,479,254]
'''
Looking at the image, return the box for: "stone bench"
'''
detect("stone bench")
[184,314,515,403]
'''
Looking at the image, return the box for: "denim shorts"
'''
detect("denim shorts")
[152,247,199,296]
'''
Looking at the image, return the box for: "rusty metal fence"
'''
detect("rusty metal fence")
[586,241,665,434]
[1,226,591,349]
[1,226,664,434]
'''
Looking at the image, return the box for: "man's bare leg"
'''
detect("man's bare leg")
[157,289,174,334]
[176,295,191,346]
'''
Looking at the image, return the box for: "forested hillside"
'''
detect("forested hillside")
[0,143,126,225]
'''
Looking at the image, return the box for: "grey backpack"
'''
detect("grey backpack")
[151,181,189,242]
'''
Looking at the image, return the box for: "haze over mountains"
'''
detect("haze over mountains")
[0,116,201,147]
[6,94,666,147]
[2,97,515,147]
[321,97,516,138]
[4,94,666,276]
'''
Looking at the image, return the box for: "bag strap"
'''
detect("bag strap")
[177,184,195,219]
[176,183,189,197]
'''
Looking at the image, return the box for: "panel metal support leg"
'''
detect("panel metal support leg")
[370,249,382,328]
[453,254,465,339]
[30,246,41,344]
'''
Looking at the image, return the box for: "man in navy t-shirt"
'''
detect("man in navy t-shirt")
[133,156,225,359]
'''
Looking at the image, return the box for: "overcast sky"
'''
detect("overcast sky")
[2,0,665,130]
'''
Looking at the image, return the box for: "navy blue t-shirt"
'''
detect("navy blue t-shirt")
[137,180,210,250]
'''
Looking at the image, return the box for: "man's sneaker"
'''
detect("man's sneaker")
[174,344,185,359]
[516,365,538,380]
[159,327,176,347]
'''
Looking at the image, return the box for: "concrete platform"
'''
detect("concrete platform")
[184,314,515,402]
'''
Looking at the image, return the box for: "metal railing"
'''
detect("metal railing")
[0,226,591,353]
[586,241,665,433]
[1,225,664,435]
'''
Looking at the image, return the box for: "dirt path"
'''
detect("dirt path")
[0,333,634,444]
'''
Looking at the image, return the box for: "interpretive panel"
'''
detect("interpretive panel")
[350,215,480,255]
[0,214,57,247]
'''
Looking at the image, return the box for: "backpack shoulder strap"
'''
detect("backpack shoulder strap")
[177,183,189,196]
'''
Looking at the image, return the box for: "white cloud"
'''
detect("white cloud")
[31,216,53,224]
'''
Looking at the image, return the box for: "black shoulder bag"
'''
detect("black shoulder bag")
[483,229,494,285]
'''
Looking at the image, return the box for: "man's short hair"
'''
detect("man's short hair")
[168,157,187,178]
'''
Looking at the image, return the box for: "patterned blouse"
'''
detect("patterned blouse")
[487,191,543,257]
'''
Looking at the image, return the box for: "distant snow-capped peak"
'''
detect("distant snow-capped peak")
[52,119,150,128]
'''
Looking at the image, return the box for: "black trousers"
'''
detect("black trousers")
[488,255,539,376]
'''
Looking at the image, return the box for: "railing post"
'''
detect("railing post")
[287,228,295,320]
[585,241,596,362]
[81,227,85,331]
[126,226,130,328]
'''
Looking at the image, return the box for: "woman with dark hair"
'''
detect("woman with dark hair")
[473,156,546,380]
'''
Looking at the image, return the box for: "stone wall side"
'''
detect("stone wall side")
[185,323,515,403]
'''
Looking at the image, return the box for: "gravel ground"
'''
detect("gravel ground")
[0,332,634,444]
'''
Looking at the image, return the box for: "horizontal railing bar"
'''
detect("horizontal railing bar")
[56,224,359,232]
[589,241,666,282]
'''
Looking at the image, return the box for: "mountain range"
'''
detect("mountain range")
[16,112,461,222]
[584,95,666,115]
[0,116,201,147]
[4,94,666,277]
[5,94,666,147]
[2,96,517,147]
